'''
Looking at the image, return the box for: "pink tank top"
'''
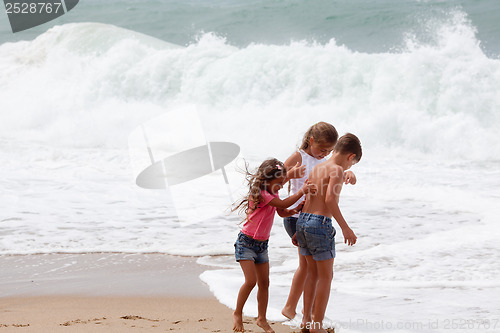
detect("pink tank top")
[241,190,278,240]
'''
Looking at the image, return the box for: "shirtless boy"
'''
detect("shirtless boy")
[295,133,362,333]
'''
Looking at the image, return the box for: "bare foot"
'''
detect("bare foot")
[233,311,244,332]
[256,317,275,333]
[300,321,310,333]
[281,306,296,320]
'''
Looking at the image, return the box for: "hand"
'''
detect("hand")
[290,201,304,215]
[294,201,305,213]
[344,171,357,185]
[289,162,306,179]
[291,233,298,247]
[342,227,357,246]
[301,179,317,195]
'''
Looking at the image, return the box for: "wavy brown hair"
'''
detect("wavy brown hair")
[233,158,286,218]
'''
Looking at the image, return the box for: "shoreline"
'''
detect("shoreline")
[0,253,211,297]
[0,253,294,332]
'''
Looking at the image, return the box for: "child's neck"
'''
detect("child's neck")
[303,147,313,157]
[329,153,346,168]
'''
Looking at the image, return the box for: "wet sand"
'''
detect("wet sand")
[0,253,294,332]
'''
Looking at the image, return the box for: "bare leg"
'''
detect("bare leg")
[233,260,257,332]
[282,249,308,320]
[301,255,318,329]
[255,262,275,333]
[310,258,334,333]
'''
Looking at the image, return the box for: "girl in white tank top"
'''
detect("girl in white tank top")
[281,122,356,320]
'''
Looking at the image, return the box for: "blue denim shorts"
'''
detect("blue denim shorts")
[283,216,298,238]
[296,212,336,261]
[234,232,269,264]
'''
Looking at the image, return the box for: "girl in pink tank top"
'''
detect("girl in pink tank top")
[232,158,316,333]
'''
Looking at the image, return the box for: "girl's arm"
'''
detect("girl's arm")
[268,180,316,209]
[283,151,305,183]
[277,201,304,217]
[276,208,295,218]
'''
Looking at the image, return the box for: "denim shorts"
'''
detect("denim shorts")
[296,212,336,261]
[283,216,298,238]
[234,232,269,264]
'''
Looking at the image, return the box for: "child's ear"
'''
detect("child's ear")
[348,153,357,162]
[309,137,315,146]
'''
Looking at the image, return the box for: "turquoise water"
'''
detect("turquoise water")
[1,0,500,56]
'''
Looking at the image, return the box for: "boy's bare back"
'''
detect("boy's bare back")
[302,160,344,218]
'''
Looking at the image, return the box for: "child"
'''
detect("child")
[296,133,362,333]
[232,158,317,333]
[281,122,356,320]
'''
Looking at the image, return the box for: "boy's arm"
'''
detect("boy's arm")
[326,167,357,246]
[344,170,357,185]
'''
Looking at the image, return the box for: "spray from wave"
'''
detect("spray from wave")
[0,10,498,159]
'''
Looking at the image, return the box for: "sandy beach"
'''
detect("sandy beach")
[0,253,294,332]
[1,296,295,332]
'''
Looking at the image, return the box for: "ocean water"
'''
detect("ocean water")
[1,1,499,332]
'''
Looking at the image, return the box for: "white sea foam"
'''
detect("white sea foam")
[0,16,499,158]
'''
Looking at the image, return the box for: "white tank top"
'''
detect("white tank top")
[289,149,325,217]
